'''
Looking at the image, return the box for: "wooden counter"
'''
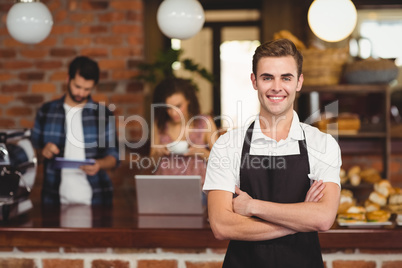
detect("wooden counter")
[1,186,402,250]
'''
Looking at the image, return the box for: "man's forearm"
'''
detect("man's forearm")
[248,183,340,232]
[208,191,296,241]
[250,200,330,232]
[211,213,296,241]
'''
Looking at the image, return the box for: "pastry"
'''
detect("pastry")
[346,206,366,214]
[360,168,382,184]
[389,187,402,205]
[338,189,355,214]
[347,166,361,177]
[374,180,394,198]
[350,173,361,186]
[366,210,391,222]
[364,200,380,212]
[337,213,366,223]
[368,191,387,207]
[340,168,348,184]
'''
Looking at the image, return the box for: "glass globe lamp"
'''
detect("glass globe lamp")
[308,0,357,42]
[6,0,53,44]
[157,0,205,40]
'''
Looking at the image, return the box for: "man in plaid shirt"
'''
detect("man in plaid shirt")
[31,56,119,206]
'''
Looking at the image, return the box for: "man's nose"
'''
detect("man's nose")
[77,88,86,97]
[271,79,282,91]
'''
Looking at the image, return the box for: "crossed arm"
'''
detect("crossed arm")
[208,180,340,241]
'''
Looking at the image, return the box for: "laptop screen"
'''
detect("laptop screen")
[134,175,204,215]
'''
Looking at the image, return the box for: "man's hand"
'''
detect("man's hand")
[153,146,170,157]
[232,186,254,217]
[233,180,325,217]
[305,180,325,202]
[42,142,60,159]
[80,160,100,176]
[184,146,207,156]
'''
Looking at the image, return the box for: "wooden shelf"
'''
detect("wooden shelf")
[324,131,387,138]
[342,181,375,190]
[297,83,391,178]
[302,84,390,94]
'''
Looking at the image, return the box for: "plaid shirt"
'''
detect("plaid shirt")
[31,95,119,205]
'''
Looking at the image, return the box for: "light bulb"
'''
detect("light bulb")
[6,0,53,44]
[157,0,205,40]
[308,0,357,42]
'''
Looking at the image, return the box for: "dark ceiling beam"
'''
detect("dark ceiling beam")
[354,0,402,9]
[199,0,402,10]
[199,0,261,10]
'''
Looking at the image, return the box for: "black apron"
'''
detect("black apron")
[223,122,324,268]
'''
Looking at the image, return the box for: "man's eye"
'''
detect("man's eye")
[283,77,291,81]
[263,77,272,81]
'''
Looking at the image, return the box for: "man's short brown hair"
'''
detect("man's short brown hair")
[252,39,303,78]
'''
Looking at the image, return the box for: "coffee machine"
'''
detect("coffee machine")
[0,129,37,220]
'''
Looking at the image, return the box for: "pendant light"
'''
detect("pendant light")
[308,0,357,42]
[6,0,53,44]
[157,0,205,40]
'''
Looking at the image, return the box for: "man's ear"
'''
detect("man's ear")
[250,73,257,90]
[296,74,304,92]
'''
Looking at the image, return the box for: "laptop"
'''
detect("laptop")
[134,175,204,215]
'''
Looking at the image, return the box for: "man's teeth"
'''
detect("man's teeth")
[269,96,284,100]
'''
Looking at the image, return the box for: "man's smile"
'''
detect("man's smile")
[268,95,286,102]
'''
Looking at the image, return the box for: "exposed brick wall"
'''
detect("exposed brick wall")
[1,247,402,268]
[0,0,144,143]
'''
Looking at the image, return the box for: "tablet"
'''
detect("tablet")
[54,157,95,169]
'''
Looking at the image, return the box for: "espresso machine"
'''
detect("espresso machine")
[0,129,37,220]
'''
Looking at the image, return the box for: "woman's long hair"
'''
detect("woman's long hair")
[152,77,201,131]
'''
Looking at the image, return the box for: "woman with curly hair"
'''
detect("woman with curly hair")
[150,77,218,187]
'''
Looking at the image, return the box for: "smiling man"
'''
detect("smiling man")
[203,39,342,267]
[31,56,119,206]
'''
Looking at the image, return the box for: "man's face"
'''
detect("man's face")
[67,73,95,104]
[251,55,303,119]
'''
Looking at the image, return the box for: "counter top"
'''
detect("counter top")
[1,187,402,249]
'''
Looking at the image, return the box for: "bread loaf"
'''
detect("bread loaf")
[389,187,402,205]
[273,30,306,50]
[337,113,361,131]
[350,174,361,186]
[340,168,348,184]
[346,206,366,214]
[337,213,366,223]
[374,180,394,198]
[364,200,381,212]
[360,168,382,184]
[368,191,387,207]
[366,210,391,222]
[337,189,355,214]
[348,166,361,177]
[341,189,353,197]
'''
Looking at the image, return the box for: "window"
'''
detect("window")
[220,39,260,129]
[353,9,402,66]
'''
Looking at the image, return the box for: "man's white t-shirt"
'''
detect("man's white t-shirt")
[203,111,342,194]
[59,103,92,205]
